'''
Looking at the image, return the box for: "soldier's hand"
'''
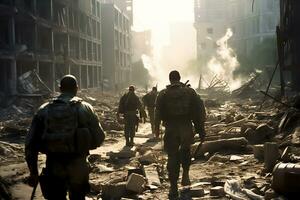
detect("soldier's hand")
[27,174,39,187]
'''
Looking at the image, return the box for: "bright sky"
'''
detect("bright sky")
[133,0,194,45]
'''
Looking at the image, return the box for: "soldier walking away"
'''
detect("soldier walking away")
[142,86,158,136]
[155,70,206,200]
[25,75,105,200]
[118,85,145,147]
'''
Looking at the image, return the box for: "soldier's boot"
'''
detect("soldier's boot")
[167,156,180,200]
[129,137,134,146]
[125,137,130,147]
[168,182,179,200]
[181,148,191,186]
[181,168,191,186]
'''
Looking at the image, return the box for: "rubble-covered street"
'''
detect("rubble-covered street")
[1,88,300,200]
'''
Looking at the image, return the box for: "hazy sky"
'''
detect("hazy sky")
[133,0,194,45]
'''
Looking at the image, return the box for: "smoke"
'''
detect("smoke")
[204,28,241,91]
[141,28,241,91]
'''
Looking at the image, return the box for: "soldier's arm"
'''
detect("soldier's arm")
[154,91,164,133]
[82,102,105,148]
[191,91,206,140]
[25,114,44,176]
[118,94,126,114]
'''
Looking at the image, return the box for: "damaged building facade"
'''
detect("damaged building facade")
[194,0,280,67]
[0,0,135,96]
[0,0,103,95]
[101,3,132,90]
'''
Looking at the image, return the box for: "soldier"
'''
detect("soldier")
[142,86,158,136]
[118,85,144,146]
[25,75,105,200]
[155,70,206,199]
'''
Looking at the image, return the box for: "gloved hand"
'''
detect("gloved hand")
[27,173,38,187]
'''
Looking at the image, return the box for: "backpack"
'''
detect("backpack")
[41,99,80,154]
[123,92,139,112]
[164,86,191,118]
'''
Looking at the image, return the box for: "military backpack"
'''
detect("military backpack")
[41,98,80,154]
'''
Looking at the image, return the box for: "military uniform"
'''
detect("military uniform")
[118,91,143,146]
[25,93,105,200]
[142,90,158,134]
[155,81,205,199]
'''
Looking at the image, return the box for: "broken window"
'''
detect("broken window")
[69,36,79,59]
[80,38,87,60]
[37,26,52,53]
[15,0,33,12]
[79,13,87,33]
[96,1,100,17]
[37,0,51,20]
[54,33,67,56]
[87,41,92,61]
[98,44,102,62]
[80,65,88,89]
[92,19,97,38]
[93,66,98,87]
[38,62,53,90]
[88,66,93,87]
[15,21,34,51]
[92,0,96,16]
[0,17,10,49]
[87,17,92,36]
[92,43,97,61]
[53,2,67,27]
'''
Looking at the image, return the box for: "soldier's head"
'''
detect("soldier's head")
[129,85,135,93]
[169,70,181,83]
[152,87,157,92]
[59,75,78,95]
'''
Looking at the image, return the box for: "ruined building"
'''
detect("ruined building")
[0,0,103,95]
[101,3,132,90]
[194,0,279,67]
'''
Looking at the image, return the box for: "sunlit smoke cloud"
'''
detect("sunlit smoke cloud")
[141,54,172,89]
[205,28,241,91]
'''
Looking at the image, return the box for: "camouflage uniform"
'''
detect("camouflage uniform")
[25,93,105,200]
[142,90,158,134]
[118,91,143,146]
[155,82,205,198]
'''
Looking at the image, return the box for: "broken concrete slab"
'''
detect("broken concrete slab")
[264,142,280,172]
[253,144,264,160]
[144,165,161,187]
[210,186,225,197]
[138,151,157,165]
[192,137,248,157]
[190,188,205,197]
[126,173,146,194]
[107,148,137,159]
[245,124,275,144]
[101,182,127,199]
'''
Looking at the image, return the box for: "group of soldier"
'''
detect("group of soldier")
[25,70,206,200]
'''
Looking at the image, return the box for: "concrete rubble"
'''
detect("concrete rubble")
[1,89,300,199]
